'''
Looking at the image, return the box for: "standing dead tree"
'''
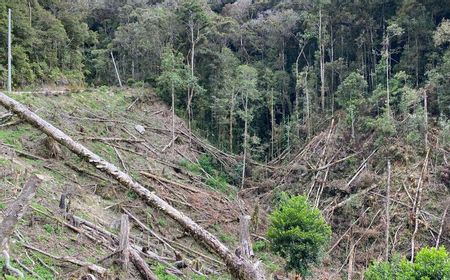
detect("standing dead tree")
[385,160,391,261]
[239,215,254,259]
[0,175,42,278]
[0,92,266,280]
[410,149,429,262]
[435,202,449,249]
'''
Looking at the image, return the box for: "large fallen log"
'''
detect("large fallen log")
[0,91,265,280]
[0,175,42,278]
[1,175,42,250]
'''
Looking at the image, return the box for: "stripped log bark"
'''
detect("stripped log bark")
[130,249,159,280]
[0,91,266,280]
[118,214,130,272]
[239,215,254,259]
[0,175,42,250]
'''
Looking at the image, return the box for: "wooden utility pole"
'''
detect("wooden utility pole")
[7,9,12,92]
[385,34,390,116]
[111,51,123,88]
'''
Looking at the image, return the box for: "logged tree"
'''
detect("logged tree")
[267,195,331,278]
[236,65,260,188]
[176,0,210,135]
[157,46,188,154]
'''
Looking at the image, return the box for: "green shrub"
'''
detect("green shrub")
[127,78,136,86]
[154,264,179,280]
[267,195,331,277]
[365,246,450,280]
[253,240,269,252]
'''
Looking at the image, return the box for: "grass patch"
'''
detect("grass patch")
[253,240,269,252]
[157,216,167,227]
[43,224,61,235]
[217,231,237,245]
[126,190,138,200]
[180,155,236,195]
[0,253,54,280]
[154,264,180,280]
[0,125,40,149]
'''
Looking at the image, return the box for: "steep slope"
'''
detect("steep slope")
[0,88,263,280]
[0,87,449,280]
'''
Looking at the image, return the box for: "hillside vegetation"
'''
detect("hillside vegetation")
[0,0,449,279]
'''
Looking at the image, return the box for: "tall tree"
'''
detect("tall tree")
[236,65,260,188]
[157,46,188,154]
[177,0,210,137]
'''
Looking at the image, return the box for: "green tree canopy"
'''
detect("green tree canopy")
[365,246,450,280]
[267,195,332,278]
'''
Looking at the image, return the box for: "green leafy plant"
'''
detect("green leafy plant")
[267,195,331,278]
[154,264,179,280]
[365,246,450,280]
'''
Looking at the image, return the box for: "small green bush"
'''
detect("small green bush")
[365,246,450,280]
[267,195,331,277]
[253,240,268,252]
[154,264,179,280]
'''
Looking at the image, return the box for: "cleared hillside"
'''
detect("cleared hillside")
[0,88,449,280]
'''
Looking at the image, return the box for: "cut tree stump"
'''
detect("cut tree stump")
[118,214,130,272]
[239,215,254,259]
[0,91,266,280]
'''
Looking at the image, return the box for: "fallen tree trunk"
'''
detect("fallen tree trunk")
[0,91,265,280]
[0,175,42,250]
[0,175,42,278]
[130,249,159,280]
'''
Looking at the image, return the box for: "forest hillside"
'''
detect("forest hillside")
[0,0,449,279]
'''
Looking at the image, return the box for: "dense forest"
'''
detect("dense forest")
[0,0,450,279]
[1,0,449,157]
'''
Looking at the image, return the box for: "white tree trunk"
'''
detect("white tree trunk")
[385,160,391,260]
[171,83,175,155]
[319,8,325,112]
[241,91,249,189]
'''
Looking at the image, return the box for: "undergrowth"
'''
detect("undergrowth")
[180,154,235,195]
